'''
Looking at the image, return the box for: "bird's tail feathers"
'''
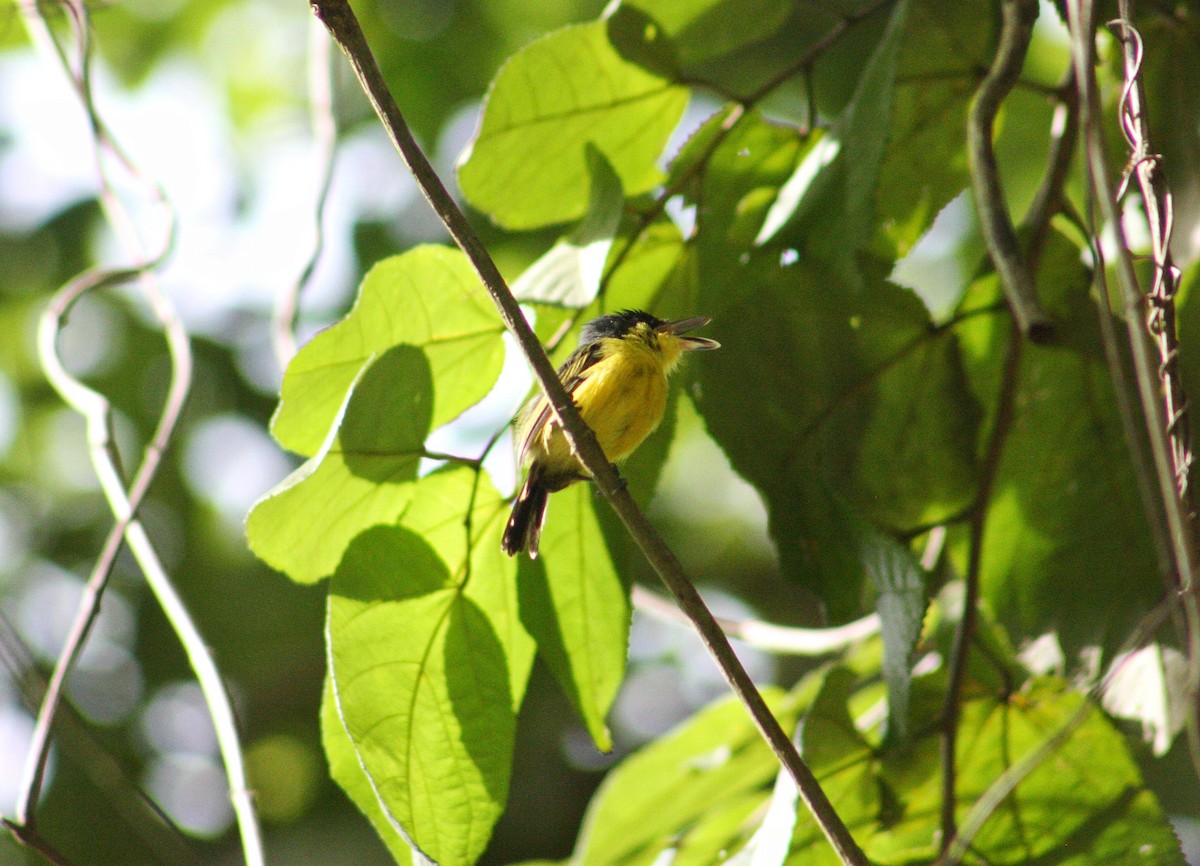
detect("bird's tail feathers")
[501,470,550,558]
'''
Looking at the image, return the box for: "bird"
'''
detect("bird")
[501,309,719,557]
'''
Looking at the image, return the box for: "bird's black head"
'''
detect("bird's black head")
[578,310,665,345]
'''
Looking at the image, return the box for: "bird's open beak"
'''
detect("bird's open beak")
[657,316,720,350]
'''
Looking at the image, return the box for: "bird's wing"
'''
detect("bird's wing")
[516,340,604,464]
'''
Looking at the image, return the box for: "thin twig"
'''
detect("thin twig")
[1068,0,1200,781]
[16,2,265,864]
[1023,69,1079,270]
[273,16,338,369]
[307,2,868,863]
[940,319,1023,849]
[1110,6,1195,525]
[1110,0,1200,780]
[632,585,881,655]
[968,0,1055,342]
[36,285,265,866]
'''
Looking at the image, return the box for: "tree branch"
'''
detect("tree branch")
[968,0,1055,342]
[307,2,869,863]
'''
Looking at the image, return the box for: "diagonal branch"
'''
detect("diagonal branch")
[306,2,868,863]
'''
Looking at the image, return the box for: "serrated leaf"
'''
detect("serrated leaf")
[972,338,1161,656]
[329,526,515,866]
[512,146,625,308]
[247,345,431,584]
[873,0,993,258]
[518,485,628,751]
[458,23,687,230]
[272,246,503,457]
[695,261,979,621]
[757,0,910,283]
[841,505,926,742]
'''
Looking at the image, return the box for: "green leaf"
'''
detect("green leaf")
[678,110,807,311]
[518,485,629,751]
[757,0,910,282]
[573,688,801,866]
[272,246,503,457]
[786,668,880,863]
[247,345,432,584]
[399,466,536,710]
[843,506,926,741]
[329,526,515,866]
[873,0,992,258]
[511,146,625,308]
[875,681,1185,865]
[975,341,1162,654]
[695,260,979,621]
[321,677,415,866]
[949,230,1161,656]
[458,23,687,230]
[607,0,792,72]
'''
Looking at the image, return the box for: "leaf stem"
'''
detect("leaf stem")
[307,2,869,863]
[940,318,1023,849]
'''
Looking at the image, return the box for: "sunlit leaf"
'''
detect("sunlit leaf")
[512,146,625,308]
[519,485,628,751]
[458,23,687,230]
[247,345,432,584]
[573,688,803,866]
[875,681,1185,865]
[329,526,515,866]
[271,246,503,457]
[399,466,536,709]
[321,678,416,866]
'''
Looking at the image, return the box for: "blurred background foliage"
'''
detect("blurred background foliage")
[0,1,634,863]
[2,0,1200,864]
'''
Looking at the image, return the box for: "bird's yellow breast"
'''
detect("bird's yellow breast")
[534,336,671,472]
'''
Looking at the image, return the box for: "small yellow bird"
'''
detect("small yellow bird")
[502,309,719,557]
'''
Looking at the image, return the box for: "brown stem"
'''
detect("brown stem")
[968,0,1055,342]
[308,1,869,862]
[940,320,1023,849]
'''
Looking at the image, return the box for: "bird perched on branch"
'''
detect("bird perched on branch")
[502,309,719,558]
